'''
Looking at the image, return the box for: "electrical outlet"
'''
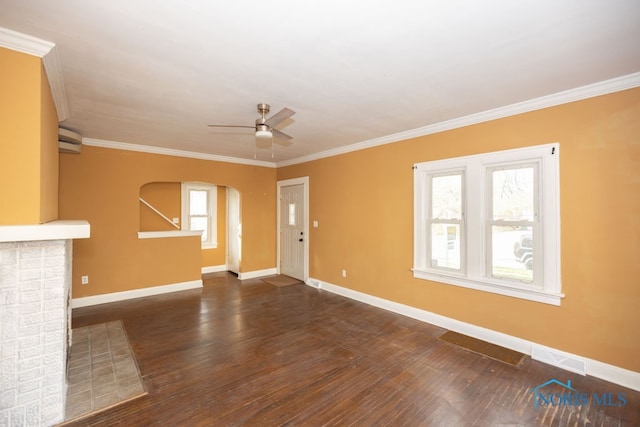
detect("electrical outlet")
[342,269,347,278]
[172,217,180,224]
[81,275,89,285]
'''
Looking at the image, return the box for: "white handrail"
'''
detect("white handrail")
[139,197,180,229]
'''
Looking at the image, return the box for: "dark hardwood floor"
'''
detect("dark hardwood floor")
[65,272,639,426]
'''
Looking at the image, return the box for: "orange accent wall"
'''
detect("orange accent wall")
[139,182,181,232]
[0,47,58,224]
[59,146,276,298]
[277,87,640,372]
[39,63,59,222]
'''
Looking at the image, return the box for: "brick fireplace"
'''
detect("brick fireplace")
[0,221,89,426]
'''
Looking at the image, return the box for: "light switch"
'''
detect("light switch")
[313,220,318,228]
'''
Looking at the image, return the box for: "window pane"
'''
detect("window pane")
[491,226,533,282]
[431,223,460,270]
[190,190,208,215]
[432,174,462,220]
[190,217,208,242]
[288,203,296,226]
[492,167,534,221]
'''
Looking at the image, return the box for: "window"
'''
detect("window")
[181,183,217,248]
[414,144,561,305]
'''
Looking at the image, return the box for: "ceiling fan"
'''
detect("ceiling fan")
[208,103,295,142]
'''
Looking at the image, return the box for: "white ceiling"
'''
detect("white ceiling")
[1,1,639,164]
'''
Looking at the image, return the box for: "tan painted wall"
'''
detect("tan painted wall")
[0,47,58,224]
[139,182,181,232]
[277,88,640,372]
[39,64,59,222]
[139,182,228,268]
[59,145,276,298]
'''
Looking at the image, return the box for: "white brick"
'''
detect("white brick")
[18,368,42,383]
[17,324,40,340]
[19,257,43,271]
[17,390,40,406]
[44,267,64,279]
[1,340,16,359]
[0,390,16,410]
[0,266,18,289]
[43,276,64,289]
[24,402,41,427]
[18,335,40,350]
[19,313,43,329]
[42,381,63,397]
[44,329,63,345]
[43,351,63,367]
[0,367,16,394]
[44,303,64,316]
[43,320,63,333]
[41,404,64,426]
[17,302,41,316]
[18,247,43,259]
[44,243,65,257]
[19,280,42,292]
[10,407,25,426]
[18,290,42,304]
[18,346,40,361]
[2,289,17,306]
[44,287,64,301]
[18,379,41,395]
[1,239,70,426]
[43,343,62,362]
[18,358,42,374]
[18,269,42,283]
[0,248,17,266]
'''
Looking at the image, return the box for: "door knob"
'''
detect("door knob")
[299,238,304,242]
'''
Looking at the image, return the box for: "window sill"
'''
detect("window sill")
[138,231,202,239]
[413,269,563,306]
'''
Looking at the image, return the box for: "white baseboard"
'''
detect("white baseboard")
[72,279,203,308]
[307,277,640,392]
[202,265,227,274]
[238,268,277,280]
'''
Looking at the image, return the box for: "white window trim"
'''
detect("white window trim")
[181,182,218,249]
[413,143,562,305]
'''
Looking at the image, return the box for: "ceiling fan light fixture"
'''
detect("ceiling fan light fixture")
[255,124,272,139]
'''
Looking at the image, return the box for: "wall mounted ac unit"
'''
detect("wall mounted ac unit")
[58,127,82,154]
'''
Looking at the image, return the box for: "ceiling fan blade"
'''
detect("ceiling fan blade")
[272,128,293,141]
[264,107,295,127]
[208,124,255,129]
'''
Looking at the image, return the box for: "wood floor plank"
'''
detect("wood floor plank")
[65,272,640,426]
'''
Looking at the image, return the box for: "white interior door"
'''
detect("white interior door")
[280,183,305,280]
[227,187,241,274]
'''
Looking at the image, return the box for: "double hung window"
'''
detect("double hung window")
[413,144,561,305]
[181,183,217,248]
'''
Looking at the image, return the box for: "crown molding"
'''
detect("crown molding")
[82,138,277,168]
[277,72,640,167]
[0,26,53,56]
[42,46,70,121]
[0,26,70,121]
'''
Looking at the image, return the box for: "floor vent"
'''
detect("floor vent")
[532,344,586,375]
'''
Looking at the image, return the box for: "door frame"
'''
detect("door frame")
[276,177,309,282]
[226,186,241,275]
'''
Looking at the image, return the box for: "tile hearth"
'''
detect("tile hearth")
[64,320,146,422]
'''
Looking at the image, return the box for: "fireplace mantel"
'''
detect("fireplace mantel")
[0,219,90,242]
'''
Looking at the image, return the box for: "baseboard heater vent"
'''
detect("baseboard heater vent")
[532,344,586,375]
